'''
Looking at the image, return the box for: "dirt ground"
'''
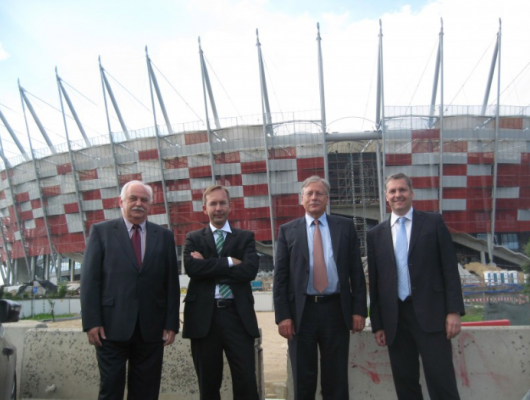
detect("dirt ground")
[45,312,288,393]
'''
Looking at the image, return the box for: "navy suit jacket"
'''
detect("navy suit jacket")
[273,214,367,332]
[367,209,465,346]
[182,225,260,339]
[81,218,180,342]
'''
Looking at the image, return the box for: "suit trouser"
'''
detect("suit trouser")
[95,321,164,400]
[388,299,460,400]
[190,302,259,400]
[289,295,350,400]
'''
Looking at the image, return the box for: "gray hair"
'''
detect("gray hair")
[300,175,330,195]
[385,173,413,191]
[120,180,153,202]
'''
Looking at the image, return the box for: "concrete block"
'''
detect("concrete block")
[286,327,530,400]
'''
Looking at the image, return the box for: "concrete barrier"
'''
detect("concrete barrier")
[286,327,530,400]
[4,324,263,400]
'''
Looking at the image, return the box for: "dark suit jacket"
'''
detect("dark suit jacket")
[367,209,465,346]
[273,214,367,332]
[182,225,260,339]
[81,218,180,342]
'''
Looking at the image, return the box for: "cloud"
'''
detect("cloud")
[0,42,9,61]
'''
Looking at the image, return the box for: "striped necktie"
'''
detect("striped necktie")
[215,229,233,298]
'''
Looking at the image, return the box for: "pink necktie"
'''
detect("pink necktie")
[313,220,328,293]
[132,225,142,268]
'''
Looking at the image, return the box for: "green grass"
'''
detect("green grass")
[461,306,484,322]
[21,313,76,321]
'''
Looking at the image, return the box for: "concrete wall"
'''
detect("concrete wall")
[4,323,263,400]
[286,327,530,400]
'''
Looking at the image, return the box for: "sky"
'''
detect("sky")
[1,0,530,161]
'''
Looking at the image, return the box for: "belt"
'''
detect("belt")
[306,294,339,303]
[215,299,235,308]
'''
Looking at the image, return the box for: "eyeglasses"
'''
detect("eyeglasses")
[302,191,328,198]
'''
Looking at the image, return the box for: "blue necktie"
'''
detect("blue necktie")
[395,217,410,300]
[215,230,232,298]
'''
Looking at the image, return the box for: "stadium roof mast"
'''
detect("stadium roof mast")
[375,19,386,221]
[99,56,123,196]
[198,37,218,186]
[18,79,58,273]
[145,46,171,228]
[18,83,57,155]
[56,71,91,148]
[433,19,445,215]
[99,59,130,141]
[316,23,330,213]
[489,19,502,264]
[56,67,88,244]
[0,109,29,162]
[256,29,276,262]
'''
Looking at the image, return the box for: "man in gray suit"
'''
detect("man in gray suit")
[274,175,367,400]
[81,180,180,400]
[367,173,464,400]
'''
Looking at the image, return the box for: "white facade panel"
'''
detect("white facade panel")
[467,165,491,176]
[242,173,267,185]
[296,145,324,158]
[386,165,438,177]
[192,200,203,212]
[104,209,121,220]
[148,213,168,226]
[33,208,43,219]
[442,153,467,164]
[412,153,439,165]
[100,188,119,199]
[82,200,103,211]
[442,176,467,188]
[244,195,269,208]
[413,188,438,201]
[48,194,78,206]
[240,150,265,163]
[497,187,519,199]
[441,199,466,211]
[269,159,296,172]
[46,204,64,216]
[385,140,412,154]
[166,190,192,203]
[518,210,530,221]
[270,182,300,195]
[25,219,36,229]
[20,201,32,212]
[187,155,211,168]
[215,163,241,176]
[189,178,212,190]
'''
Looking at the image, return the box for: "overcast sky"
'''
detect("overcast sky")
[1,0,530,160]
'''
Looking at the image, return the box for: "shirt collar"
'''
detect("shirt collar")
[123,217,146,232]
[391,207,414,227]
[210,221,232,234]
[305,213,327,227]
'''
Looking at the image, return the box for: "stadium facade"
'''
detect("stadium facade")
[1,23,529,285]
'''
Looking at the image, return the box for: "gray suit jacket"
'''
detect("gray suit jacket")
[81,218,180,342]
[273,214,367,332]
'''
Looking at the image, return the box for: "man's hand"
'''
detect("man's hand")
[374,330,386,346]
[278,318,295,340]
[351,315,366,334]
[190,251,204,259]
[163,329,176,346]
[446,312,461,339]
[87,326,106,347]
[231,257,241,265]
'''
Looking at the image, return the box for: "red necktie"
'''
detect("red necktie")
[313,220,328,293]
[132,224,142,268]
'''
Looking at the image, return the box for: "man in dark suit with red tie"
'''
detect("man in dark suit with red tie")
[81,180,180,400]
[274,175,367,400]
[183,185,260,400]
[367,173,465,400]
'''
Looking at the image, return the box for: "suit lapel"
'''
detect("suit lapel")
[112,218,140,270]
[408,209,424,255]
[382,218,396,265]
[203,227,218,256]
[296,217,309,265]
[143,221,159,269]
[327,215,341,264]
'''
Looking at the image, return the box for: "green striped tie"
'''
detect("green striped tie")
[216,230,232,298]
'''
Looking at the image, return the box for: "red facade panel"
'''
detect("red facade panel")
[297,169,324,182]
[297,157,324,170]
[83,189,102,201]
[189,166,212,178]
[102,197,119,209]
[119,173,142,186]
[269,147,296,159]
[467,176,493,187]
[184,132,208,145]
[138,149,159,161]
[191,189,203,201]
[15,192,30,203]
[412,140,438,153]
[56,163,73,175]
[243,184,269,197]
[217,175,243,187]
[466,198,492,211]
[42,185,61,197]
[443,141,468,153]
[86,210,105,222]
[18,210,33,221]
[64,203,80,214]
[164,157,188,169]
[30,199,42,209]
[241,161,267,174]
[412,129,440,140]
[443,165,467,176]
[166,179,191,191]
[410,176,439,189]
[273,194,300,207]
[468,153,494,164]
[385,154,412,166]
[79,169,98,180]
[215,152,241,164]
[496,117,523,130]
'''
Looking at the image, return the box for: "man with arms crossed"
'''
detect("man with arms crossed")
[81,180,180,400]
[183,185,260,400]
[274,175,367,400]
[367,173,465,400]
